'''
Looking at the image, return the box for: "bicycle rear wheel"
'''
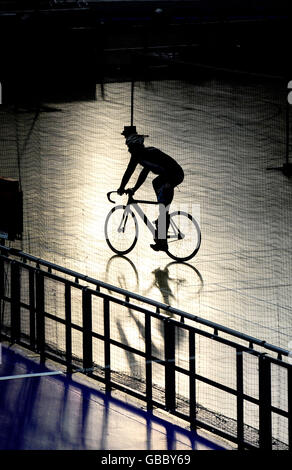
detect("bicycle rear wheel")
[104,205,138,255]
[166,211,201,262]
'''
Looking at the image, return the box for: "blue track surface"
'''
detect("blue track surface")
[0,345,225,451]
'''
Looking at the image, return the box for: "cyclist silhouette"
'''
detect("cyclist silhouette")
[117,126,184,252]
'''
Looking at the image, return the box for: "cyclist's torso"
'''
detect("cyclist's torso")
[133,147,184,180]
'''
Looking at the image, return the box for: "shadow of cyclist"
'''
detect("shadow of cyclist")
[146,267,176,306]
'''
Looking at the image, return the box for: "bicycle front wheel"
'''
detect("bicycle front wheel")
[104,205,138,255]
[166,211,201,262]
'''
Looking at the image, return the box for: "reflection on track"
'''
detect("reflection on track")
[145,267,177,305]
[152,262,204,306]
[105,255,204,373]
[105,255,203,308]
[106,255,139,293]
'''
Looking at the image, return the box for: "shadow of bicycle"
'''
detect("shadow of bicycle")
[105,254,203,308]
[104,255,204,377]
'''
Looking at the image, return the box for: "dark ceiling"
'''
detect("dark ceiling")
[0,1,290,103]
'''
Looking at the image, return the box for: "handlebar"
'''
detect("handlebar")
[107,190,159,205]
[107,191,117,203]
[107,189,134,204]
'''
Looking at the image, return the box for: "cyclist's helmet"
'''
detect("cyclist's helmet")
[126,134,145,147]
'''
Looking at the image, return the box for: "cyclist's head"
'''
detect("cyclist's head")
[126,134,145,153]
[121,126,148,154]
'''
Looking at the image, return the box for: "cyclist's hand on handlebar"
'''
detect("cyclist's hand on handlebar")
[125,188,135,196]
[117,187,135,196]
[117,187,125,196]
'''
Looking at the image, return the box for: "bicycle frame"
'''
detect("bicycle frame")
[107,191,183,241]
[106,191,201,261]
[108,191,158,238]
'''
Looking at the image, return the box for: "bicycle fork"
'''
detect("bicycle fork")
[118,208,131,233]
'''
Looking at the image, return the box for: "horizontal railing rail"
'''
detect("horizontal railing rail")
[1,246,291,450]
[1,245,290,359]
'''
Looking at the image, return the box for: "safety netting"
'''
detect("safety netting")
[1,72,291,448]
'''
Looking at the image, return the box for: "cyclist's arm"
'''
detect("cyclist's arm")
[132,168,150,193]
[118,158,137,193]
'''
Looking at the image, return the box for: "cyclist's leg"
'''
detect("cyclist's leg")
[159,172,184,240]
[151,172,184,251]
[151,177,173,248]
[152,176,164,239]
[158,184,173,238]
[151,170,185,252]
[152,175,164,199]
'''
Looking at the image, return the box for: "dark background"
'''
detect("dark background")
[0,0,290,103]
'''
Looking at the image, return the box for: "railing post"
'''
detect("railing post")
[259,354,272,449]
[0,256,5,339]
[104,297,111,392]
[29,269,36,349]
[164,318,176,412]
[145,314,153,411]
[65,283,72,373]
[288,365,292,450]
[35,270,45,362]
[189,330,196,429]
[82,287,93,371]
[0,257,4,300]
[236,348,244,449]
[11,261,21,343]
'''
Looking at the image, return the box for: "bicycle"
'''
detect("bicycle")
[104,190,201,262]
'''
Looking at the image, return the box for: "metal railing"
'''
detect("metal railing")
[1,245,291,450]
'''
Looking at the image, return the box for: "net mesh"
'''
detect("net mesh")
[1,74,291,448]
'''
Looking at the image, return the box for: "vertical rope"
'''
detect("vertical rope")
[15,111,22,193]
[131,80,134,126]
[286,101,290,166]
